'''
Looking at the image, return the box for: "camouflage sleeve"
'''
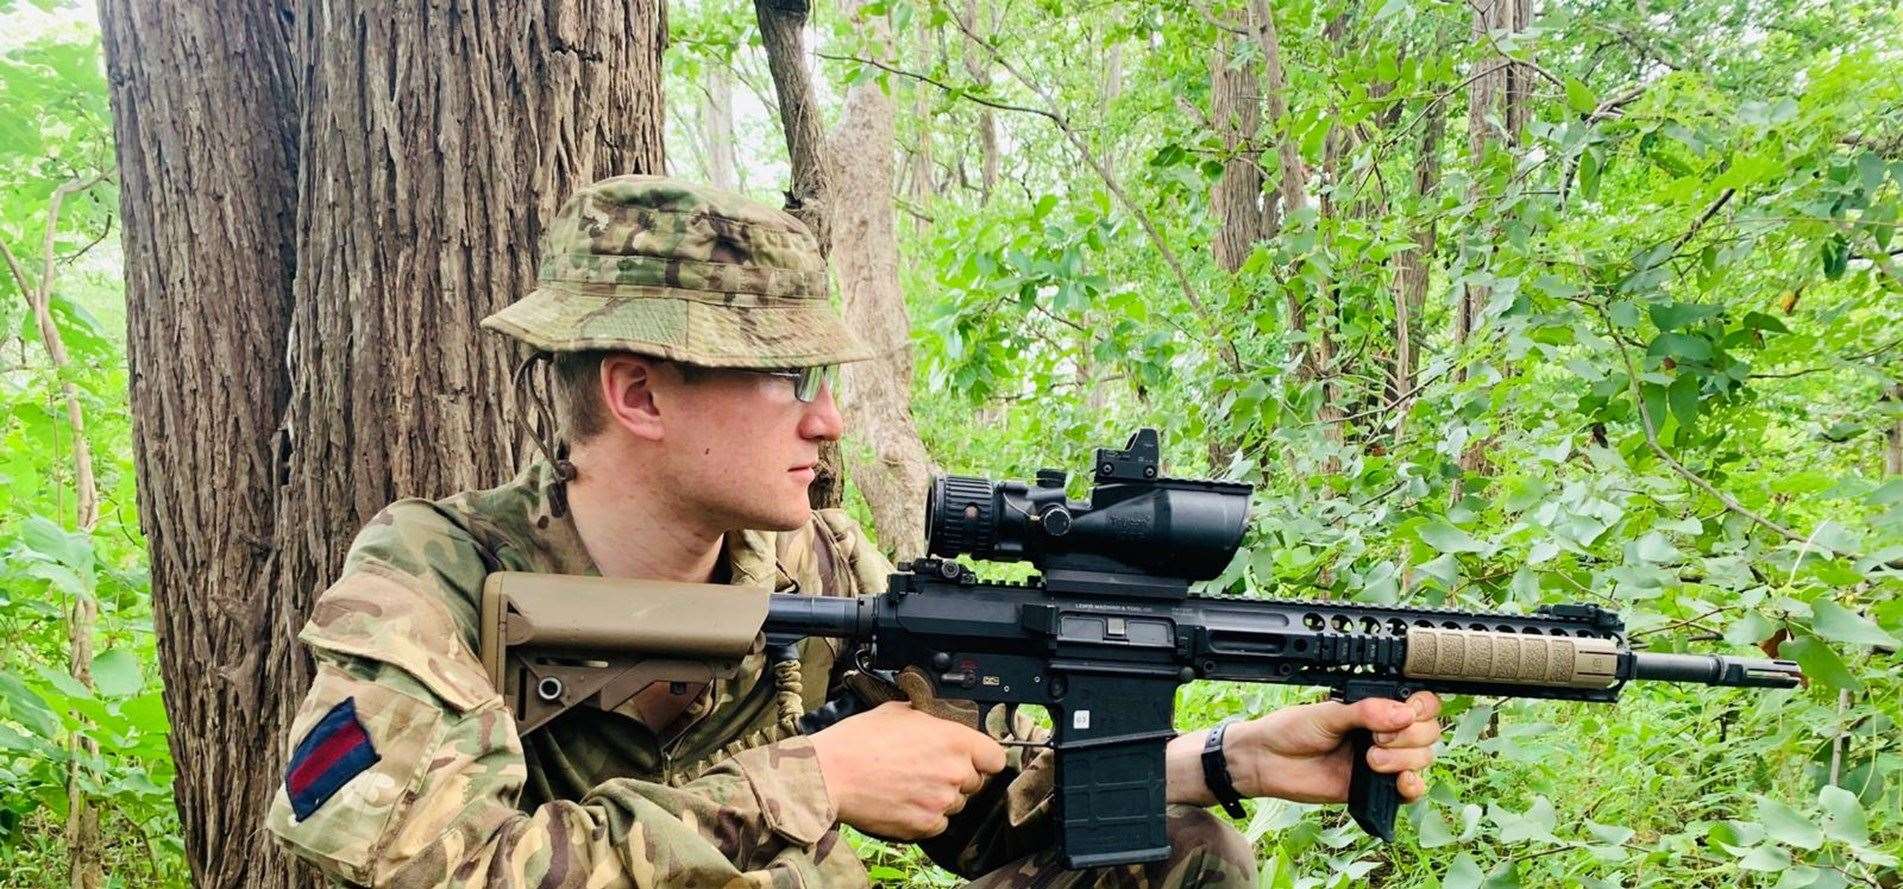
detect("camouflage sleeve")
[266,507,859,887]
[810,511,1059,878]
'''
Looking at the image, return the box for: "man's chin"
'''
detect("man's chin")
[738,504,812,533]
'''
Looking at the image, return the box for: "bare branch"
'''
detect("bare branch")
[815,52,1064,123]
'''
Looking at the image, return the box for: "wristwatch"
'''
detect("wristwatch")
[1201,717,1249,818]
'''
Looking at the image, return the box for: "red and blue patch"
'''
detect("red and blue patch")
[284,697,381,820]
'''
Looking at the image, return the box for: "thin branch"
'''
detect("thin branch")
[57,213,113,266]
[937,19,1248,375]
[0,239,34,297]
[1671,188,1735,253]
[1593,301,1860,559]
[816,52,1062,123]
[1030,302,1090,334]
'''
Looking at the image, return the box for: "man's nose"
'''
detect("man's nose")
[799,382,845,441]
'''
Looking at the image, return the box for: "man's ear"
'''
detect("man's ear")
[598,354,667,442]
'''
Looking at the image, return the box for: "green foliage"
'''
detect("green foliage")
[0,3,185,884]
[864,0,1902,884]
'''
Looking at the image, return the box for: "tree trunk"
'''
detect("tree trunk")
[904,8,937,235]
[829,2,935,559]
[1247,0,1307,223]
[1208,40,1265,274]
[1886,383,1902,476]
[758,0,833,247]
[960,0,999,202]
[1455,0,1529,491]
[755,0,849,511]
[102,1,664,885]
[1098,36,1123,181]
[99,1,301,883]
[1390,104,1444,444]
[704,67,740,191]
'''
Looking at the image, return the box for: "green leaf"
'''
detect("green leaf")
[1809,600,1899,648]
[1564,77,1597,114]
[1739,844,1792,871]
[1667,372,1701,428]
[1578,149,1602,200]
[1649,332,1713,363]
[36,664,92,701]
[1770,866,1824,889]
[0,671,61,738]
[1648,300,1723,331]
[1496,796,1559,844]
[1609,301,1641,328]
[1725,612,1774,647]
[91,649,142,698]
[1419,520,1489,554]
[1756,796,1824,850]
[1584,820,1634,846]
[17,515,93,569]
[1742,311,1790,334]
[1818,785,1869,845]
[1820,236,1849,280]
[1417,804,1457,847]
[1634,531,1682,564]
[1443,852,1484,889]
[1780,636,1860,692]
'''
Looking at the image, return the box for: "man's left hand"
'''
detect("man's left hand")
[1166,692,1444,807]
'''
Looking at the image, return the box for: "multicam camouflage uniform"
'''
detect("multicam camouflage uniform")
[266,176,1254,888]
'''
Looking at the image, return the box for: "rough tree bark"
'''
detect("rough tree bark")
[1209,39,1265,274]
[904,9,937,235]
[1245,0,1333,413]
[1886,383,1902,476]
[101,1,665,886]
[98,2,300,883]
[757,0,834,249]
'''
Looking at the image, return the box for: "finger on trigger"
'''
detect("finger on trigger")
[971,738,1007,774]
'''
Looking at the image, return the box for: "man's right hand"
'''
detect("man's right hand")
[809,701,1007,839]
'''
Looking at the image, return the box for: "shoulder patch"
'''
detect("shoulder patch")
[285,697,382,821]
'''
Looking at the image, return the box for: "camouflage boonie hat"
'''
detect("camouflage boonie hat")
[482,175,874,368]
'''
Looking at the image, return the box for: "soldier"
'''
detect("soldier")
[266,175,1444,887]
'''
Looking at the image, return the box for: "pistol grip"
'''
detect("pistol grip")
[1347,727,1399,841]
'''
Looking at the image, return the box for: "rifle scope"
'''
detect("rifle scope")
[923,429,1252,581]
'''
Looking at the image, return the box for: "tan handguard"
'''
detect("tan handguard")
[480,572,772,735]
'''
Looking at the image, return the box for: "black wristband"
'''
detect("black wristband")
[1201,718,1248,818]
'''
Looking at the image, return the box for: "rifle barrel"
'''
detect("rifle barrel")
[1628,652,1803,688]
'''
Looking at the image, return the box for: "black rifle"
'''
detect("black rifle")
[481,429,1801,870]
[759,429,1801,868]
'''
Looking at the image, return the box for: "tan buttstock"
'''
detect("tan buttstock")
[480,572,771,734]
[1402,627,1620,689]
